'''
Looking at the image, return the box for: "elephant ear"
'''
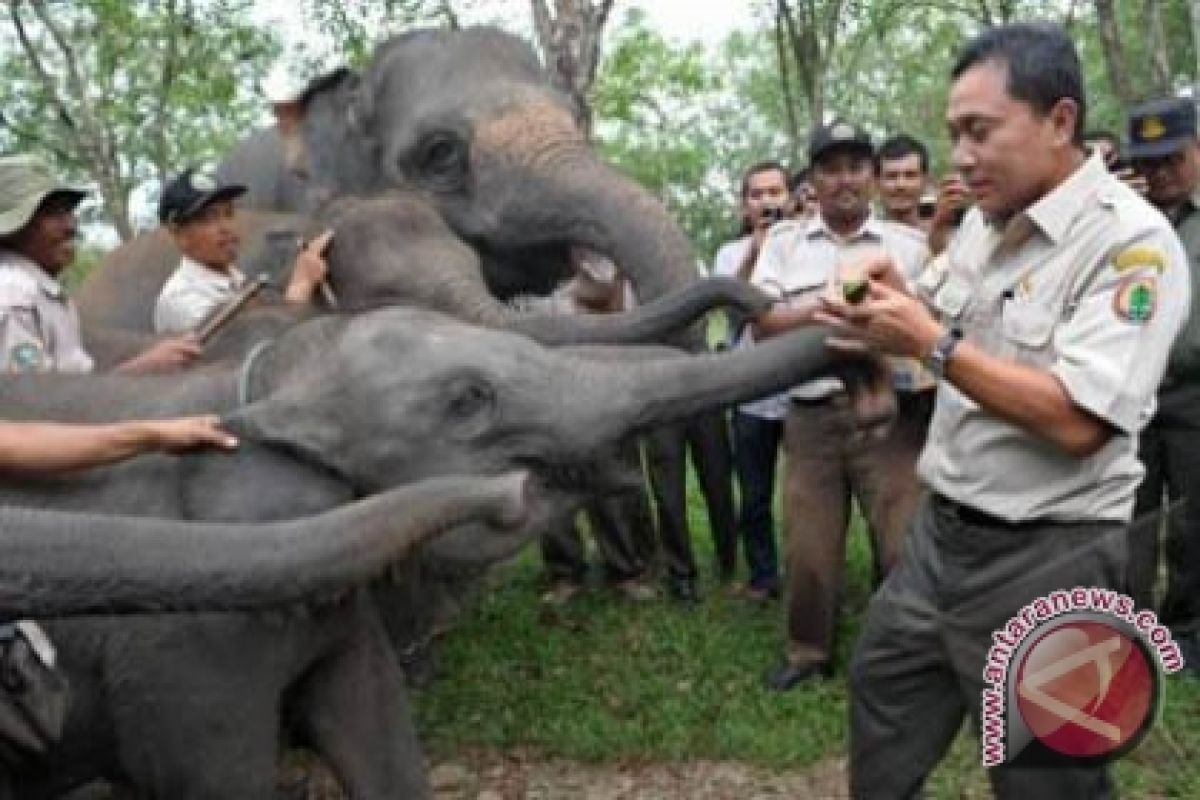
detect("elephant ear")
[223,316,355,478]
[280,68,375,194]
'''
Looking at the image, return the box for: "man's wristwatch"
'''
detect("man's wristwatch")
[925,327,962,380]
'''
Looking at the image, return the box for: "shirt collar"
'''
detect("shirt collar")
[805,212,881,243]
[178,255,243,286]
[1004,153,1107,247]
[0,249,66,299]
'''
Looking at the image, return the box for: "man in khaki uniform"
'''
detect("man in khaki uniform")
[1126,96,1200,675]
[819,25,1189,798]
[0,155,199,375]
[750,119,931,690]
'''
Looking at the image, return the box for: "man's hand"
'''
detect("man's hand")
[835,251,908,296]
[140,415,238,453]
[931,174,969,228]
[817,280,943,359]
[116,335,203,374]
[286,229,333,304]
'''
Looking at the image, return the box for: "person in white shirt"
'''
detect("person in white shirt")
[154,168,331,335]
[711,161,792,602]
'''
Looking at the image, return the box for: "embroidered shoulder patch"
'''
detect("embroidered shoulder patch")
[1113,246,1166,274]
[9,342,44,371]
[1114,275,1157,324]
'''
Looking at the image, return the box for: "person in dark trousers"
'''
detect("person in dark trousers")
[1126,95,1200,676]
[817,24,1189,798]
[711,161,792,602]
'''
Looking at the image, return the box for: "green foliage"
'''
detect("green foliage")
[0,0,277,236]
[592,10,794,265]
[300,0,460,68]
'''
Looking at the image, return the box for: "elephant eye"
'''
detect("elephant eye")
[445,375,495,422]
[416,133,466,180]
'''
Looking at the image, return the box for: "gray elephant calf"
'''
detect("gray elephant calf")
[1,307,838,798]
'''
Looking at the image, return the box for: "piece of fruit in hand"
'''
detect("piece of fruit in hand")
[843,277,869,304]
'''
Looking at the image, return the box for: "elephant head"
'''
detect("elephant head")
[309,192,771,346]
[286,28,703,310]
[226,307,838,562]
[0,472,528,620]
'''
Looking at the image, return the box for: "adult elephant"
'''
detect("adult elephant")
[1,306,843,799]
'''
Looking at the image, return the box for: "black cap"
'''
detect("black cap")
[808,119,874,165]
[1127,97,1197,160]
[158,168,246,224]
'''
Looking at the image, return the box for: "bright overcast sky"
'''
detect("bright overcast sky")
[255,1,751,61]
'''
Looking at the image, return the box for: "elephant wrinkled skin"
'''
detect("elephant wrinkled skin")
[1,307,840,799]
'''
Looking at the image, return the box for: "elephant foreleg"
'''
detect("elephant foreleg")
[299,599,430,800]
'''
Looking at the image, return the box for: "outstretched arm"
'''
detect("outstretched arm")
[0,416,237,474]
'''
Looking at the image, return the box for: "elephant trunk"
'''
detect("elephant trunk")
[568,326,838,446]
[547,159,698,304]
[0,472,528,620]
[504,278,773,346]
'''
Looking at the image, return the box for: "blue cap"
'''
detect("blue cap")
[1127,97,1197,160]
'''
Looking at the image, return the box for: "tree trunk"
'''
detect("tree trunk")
[1144,0,1173,93]
[530,0,616,139]
[1192,0,1200,83]
[773,7,802,163]
[1095,0,1135,109]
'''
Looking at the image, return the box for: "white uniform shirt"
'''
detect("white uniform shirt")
[154,256,245,335]
[0,250,93,373]
[916,155,1190,523]
[711,235,790,420]
[750,214,931,398]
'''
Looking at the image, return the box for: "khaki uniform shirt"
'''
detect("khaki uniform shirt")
[154,256,245,335]
[0,250,94,374]
[750,214,931,398]
[916,155,1190,523]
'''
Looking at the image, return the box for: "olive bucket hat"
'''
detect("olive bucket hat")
[0,155,87,238]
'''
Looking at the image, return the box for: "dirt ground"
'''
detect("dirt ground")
[279,749,852,800]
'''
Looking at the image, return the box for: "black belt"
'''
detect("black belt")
[932,493,1042,529]
[790,392,847,407]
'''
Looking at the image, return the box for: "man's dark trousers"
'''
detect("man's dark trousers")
[849,494,1125,799]
[731,410,782,592]
[1131,386,1200,639]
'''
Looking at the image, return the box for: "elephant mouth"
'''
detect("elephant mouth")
[516,456,633,497]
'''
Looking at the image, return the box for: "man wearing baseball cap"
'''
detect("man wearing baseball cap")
[747,119,931,690]
[1126,96,1200,674]
[154,167,330,335]
[0,154,201,375]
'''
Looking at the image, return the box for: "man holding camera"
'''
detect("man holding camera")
[711,161,793,602]
[1126,96,1200,674]
[748,121,930,690]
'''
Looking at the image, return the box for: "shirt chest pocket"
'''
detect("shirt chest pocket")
[1001,302,1056,363]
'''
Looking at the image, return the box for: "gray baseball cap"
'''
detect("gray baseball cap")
[0,155,87,238]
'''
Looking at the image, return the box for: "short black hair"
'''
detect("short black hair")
[952,23,1086,144]
[876,134,930,173]
[740,160,789,200]
[789,167,811,192]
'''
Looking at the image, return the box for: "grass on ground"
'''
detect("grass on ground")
[414,470,1200,798]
